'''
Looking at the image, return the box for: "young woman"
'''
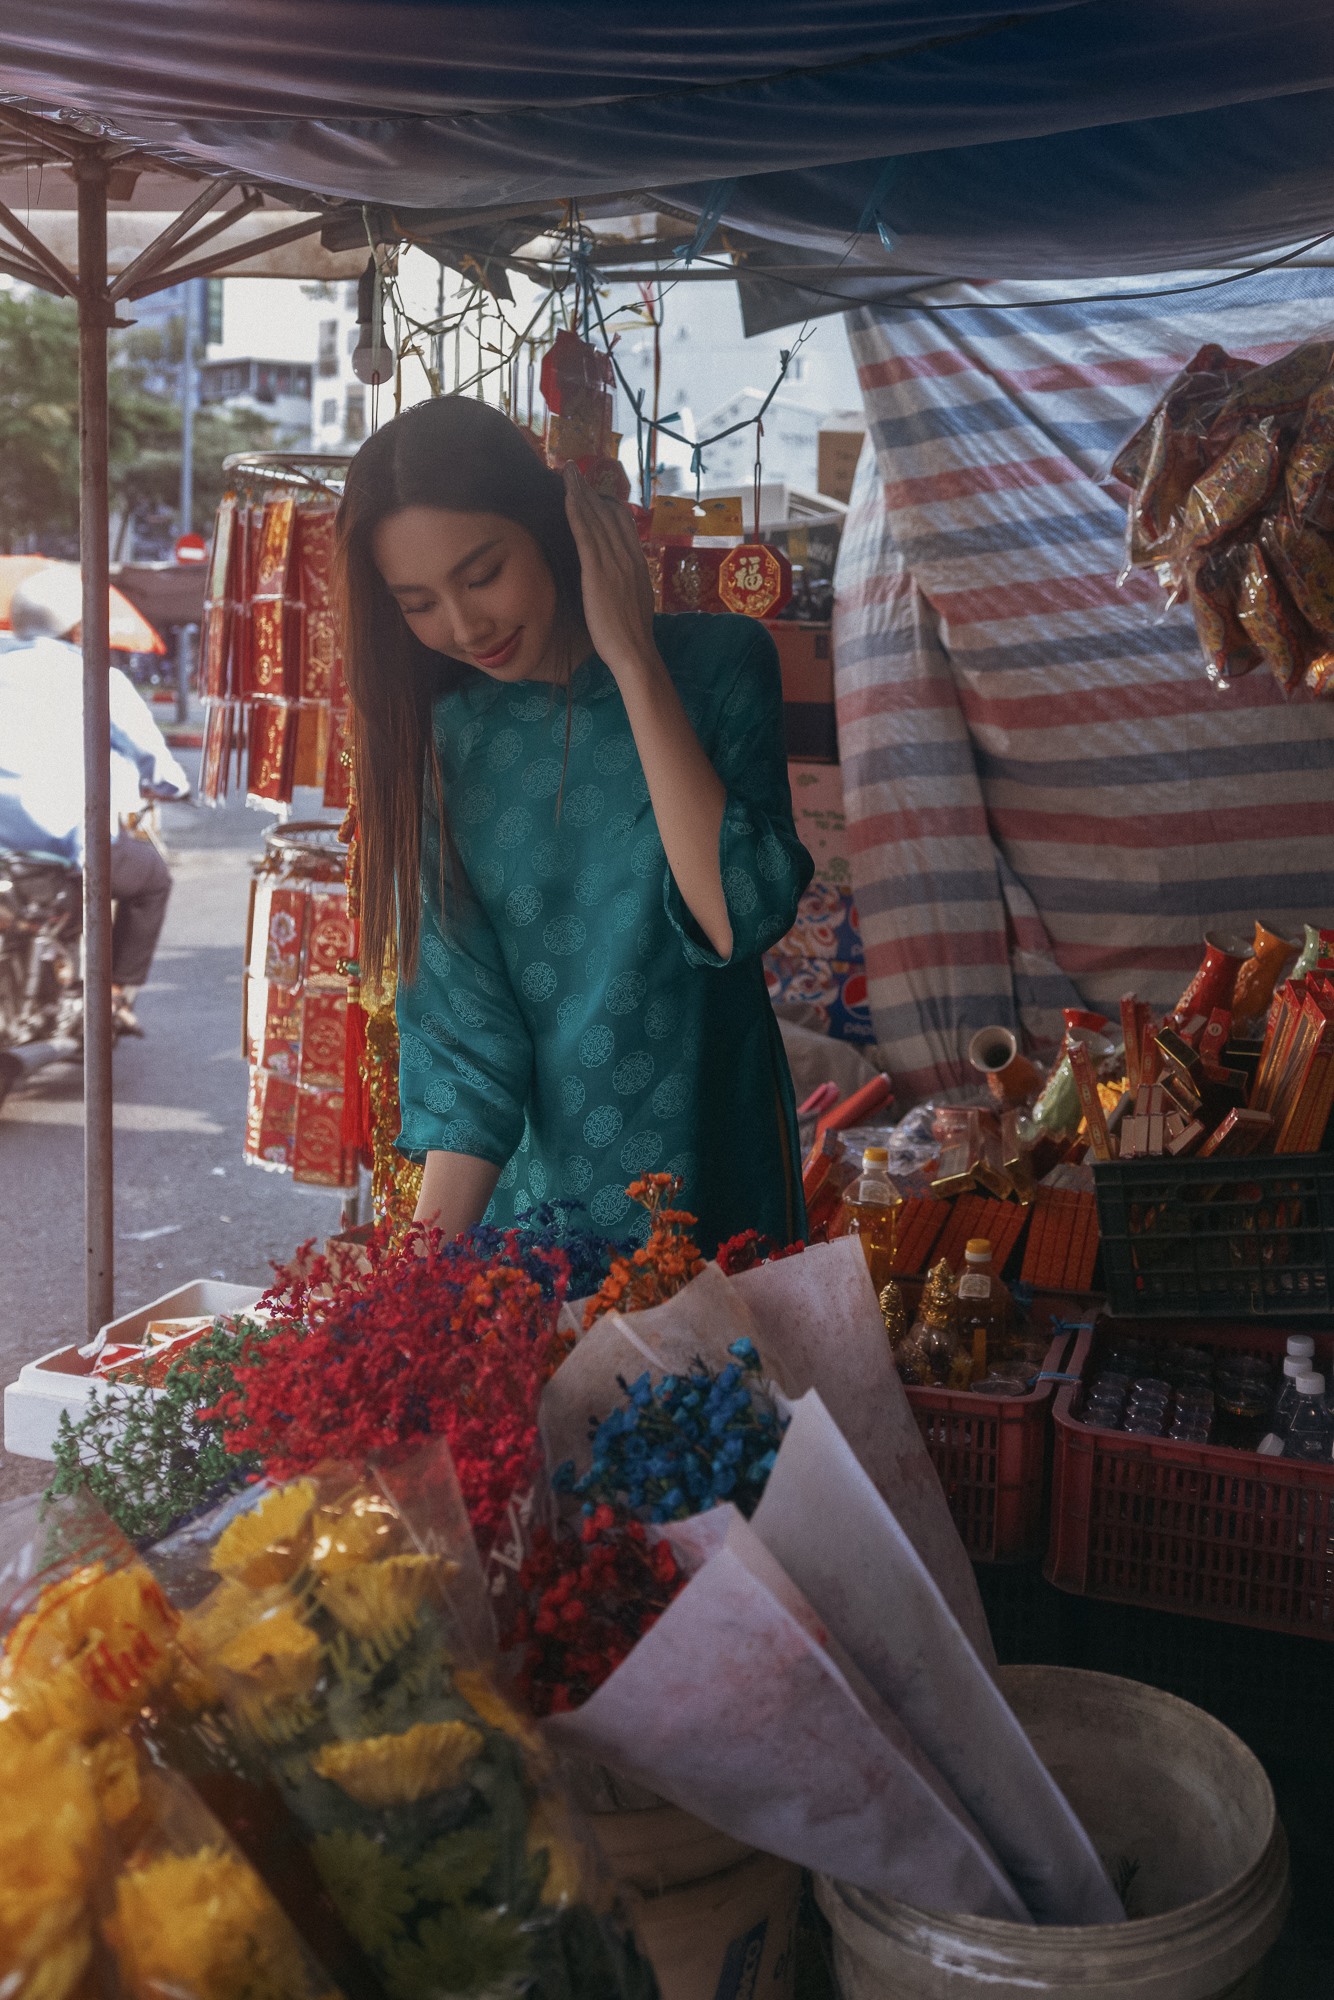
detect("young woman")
[336,395,813,1253]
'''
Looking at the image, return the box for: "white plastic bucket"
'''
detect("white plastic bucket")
[818,1666,1289,2000]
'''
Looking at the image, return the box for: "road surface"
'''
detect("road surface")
[0,765,348,1501]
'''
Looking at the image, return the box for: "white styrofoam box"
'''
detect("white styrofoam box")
[3,1279,263,1462]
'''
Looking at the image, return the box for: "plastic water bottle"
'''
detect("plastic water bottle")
[1283,1373,1334,1462]
[1273,1355,1315,1438]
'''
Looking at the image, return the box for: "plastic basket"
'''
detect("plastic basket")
[1046,1316,1334,1639]
[904,1294,1089,1563]
[1093,1152,1334,1319]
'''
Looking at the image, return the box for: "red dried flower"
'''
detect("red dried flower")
[714,1229,804,1275]
[501,1507,686,1716]
[210,1222,570,1556]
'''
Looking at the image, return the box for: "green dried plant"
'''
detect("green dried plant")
[47,1316,273,1544]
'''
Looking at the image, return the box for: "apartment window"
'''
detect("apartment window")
[318,318,339,377]
[345,386,366,441]
[321,398,339,427]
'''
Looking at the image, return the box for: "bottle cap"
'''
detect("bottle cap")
[1283,1356,1307,1379]
[1295,1372,1325,1397]
[1286,1334,1316,1360]
[863,1146,889,1167]
[965,1238,991,1258]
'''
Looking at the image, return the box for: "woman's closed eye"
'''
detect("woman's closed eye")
[469,564,502,589]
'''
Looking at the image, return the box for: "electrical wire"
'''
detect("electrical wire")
[628,228,1334,315]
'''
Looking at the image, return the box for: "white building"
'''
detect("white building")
[202,275,368,450]
[197,355,313,440]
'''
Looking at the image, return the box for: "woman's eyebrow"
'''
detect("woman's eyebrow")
[385,538,503,596]
[447,536,502,580]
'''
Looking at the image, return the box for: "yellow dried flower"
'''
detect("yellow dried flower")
[87,1733,142,1826]
[317,1554,453,1640]
[454,1668,543,1753]
[312,1719,483,1808]
[0,1721,98,1997]
[211,1480,317,1588]
[171,1650,222,1715]
[181,1578,277,1666]
[309,1493,402,1574]
[214,1603,321,1702]
[109,1845,317,2000]
[526,1796,585,1910]
[1,1561,178,1739]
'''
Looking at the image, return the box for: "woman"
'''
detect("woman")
[336,395,812,1253]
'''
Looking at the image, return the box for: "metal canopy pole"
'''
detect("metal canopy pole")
[76,151,115,1337]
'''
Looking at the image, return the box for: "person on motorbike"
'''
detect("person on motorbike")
[0,565,190,1037]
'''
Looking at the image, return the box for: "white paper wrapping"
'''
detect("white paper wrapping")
[545,1246,993,1666]
[545,1509,1030,1923]
[736,1241,995,1667]
[750,1392,1124,1925]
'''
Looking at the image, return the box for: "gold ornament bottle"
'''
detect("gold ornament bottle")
[907,1258,960,1385]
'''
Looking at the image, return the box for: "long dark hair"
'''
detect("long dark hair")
[335,396,583,981]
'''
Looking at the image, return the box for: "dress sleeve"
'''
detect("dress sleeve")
[395,835,534,1166]
[663,619,814,969]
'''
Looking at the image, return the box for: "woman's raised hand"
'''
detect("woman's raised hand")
[563,463,657,680]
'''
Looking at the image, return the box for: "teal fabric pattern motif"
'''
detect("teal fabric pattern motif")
[397,613,813,1252]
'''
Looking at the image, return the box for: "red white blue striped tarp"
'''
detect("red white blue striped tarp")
[833,271,1334,1102]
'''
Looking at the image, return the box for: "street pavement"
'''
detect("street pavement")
[0,761,348,1501]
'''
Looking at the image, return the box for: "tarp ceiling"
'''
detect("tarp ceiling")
[3,0,1334,301]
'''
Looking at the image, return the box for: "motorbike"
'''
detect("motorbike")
[0,847,84,1110]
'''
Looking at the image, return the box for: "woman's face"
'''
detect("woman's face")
[372,506,561,681]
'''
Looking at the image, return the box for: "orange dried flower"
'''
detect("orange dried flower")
[583,1176,705,1329]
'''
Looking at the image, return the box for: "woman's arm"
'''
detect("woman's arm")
[414,1149,501,1234]
[563,467,732,959]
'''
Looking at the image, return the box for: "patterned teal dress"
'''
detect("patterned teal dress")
[396,613,813,1253]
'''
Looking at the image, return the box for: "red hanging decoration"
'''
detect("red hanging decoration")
[718,542,793,620]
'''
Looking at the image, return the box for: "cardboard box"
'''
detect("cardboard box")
[764,621,837,762]
[3,1279,263,1460]
[817,424,866,505]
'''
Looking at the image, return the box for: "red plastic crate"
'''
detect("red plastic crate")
[1046,1317,1334,1638]
[903,1289,1090,1563]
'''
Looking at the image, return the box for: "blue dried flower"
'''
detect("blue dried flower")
[568,1347,787,1524]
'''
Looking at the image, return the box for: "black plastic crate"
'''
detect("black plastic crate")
[1093,1152,1334,1319]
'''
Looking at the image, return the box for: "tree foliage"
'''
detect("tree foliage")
[0,287,279,555]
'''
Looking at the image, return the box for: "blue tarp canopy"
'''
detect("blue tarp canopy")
[3,0,1334,296]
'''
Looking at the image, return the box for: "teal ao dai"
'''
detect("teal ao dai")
[396,613,812,1251]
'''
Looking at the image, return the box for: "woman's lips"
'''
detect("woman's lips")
[472,629,522,670]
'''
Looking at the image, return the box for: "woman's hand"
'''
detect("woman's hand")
[564,465,732,958]
[562,463,657,681]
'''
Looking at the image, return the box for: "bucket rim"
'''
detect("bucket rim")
[816,1666,1290,1992]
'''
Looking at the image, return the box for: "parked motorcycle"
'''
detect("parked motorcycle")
[0,848,84,1110]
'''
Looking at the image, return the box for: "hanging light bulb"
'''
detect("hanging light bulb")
[352,256,392,386]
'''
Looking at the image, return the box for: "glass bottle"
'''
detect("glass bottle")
[840,1145,903,1296]
[954,1238,1013,1383]
[1284,1373,1334,1462]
